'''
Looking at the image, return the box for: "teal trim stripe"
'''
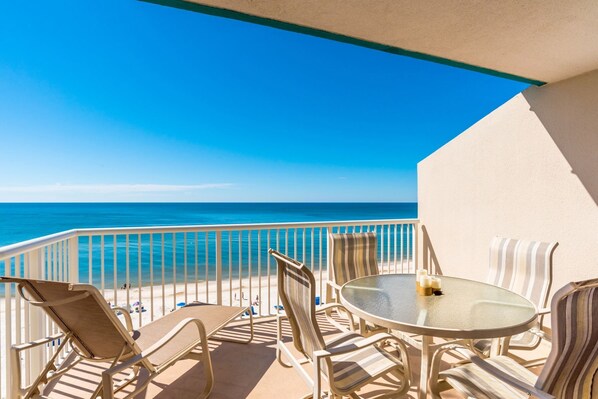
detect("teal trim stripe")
[142,0,545,86]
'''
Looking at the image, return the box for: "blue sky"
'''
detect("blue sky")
[0,1,528,202]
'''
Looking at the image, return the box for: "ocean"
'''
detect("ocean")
[0,203,417,288]
[0,203,417,247]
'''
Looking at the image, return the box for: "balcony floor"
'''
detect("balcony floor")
[44,314,547,398]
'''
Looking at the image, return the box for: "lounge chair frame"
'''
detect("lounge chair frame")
[2,276,253,399]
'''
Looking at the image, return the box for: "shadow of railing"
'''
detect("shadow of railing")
[421,225,443,276]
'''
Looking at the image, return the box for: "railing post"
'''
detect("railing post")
[3,257,12,399]
[27,249,45,389]
[68,236,79,283]
[215,231,222,305]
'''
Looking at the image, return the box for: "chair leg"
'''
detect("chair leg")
[313,357,322,399]
[499,336,511,356]
[276,317,293,368]
[113,366,140,393]
[196,333,214,399]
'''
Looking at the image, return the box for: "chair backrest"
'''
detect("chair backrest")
[536,278,598,399]
[329,232,379,286]
[487,237,558,309]
[1,277,139,360]
[270,250,325,359]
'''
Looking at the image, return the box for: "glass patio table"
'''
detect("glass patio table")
[339,274,537,399]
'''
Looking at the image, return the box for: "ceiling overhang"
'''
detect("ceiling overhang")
[144,0,598,85]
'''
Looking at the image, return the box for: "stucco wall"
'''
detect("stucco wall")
[417,69,598,302]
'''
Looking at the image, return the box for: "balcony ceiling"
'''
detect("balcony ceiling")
[147,0,598,85]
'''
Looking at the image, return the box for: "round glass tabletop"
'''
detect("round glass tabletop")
[340,274,537,338]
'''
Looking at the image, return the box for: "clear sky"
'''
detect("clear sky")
[0,1,529,202]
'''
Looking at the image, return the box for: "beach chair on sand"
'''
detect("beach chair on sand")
[270,250,411,399]
[1,276,253,399]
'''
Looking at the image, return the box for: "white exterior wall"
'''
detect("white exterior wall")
[417,69,598,300]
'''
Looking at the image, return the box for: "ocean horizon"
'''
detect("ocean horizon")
[0,202,417,247]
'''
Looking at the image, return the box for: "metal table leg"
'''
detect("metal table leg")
[419,335,433,399]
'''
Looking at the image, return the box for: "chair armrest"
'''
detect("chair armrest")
[12,333,65,352]
[529,326,551,341]
[315,332,394,358]
[315,302,350,315]
[538,307,551,316]
[317,302,356,332]
[431,343,554,399]
[276,312,288,321]
[111,307,133,332]
[327,280,342,292]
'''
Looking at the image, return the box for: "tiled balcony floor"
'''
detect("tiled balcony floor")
[43,314,547,398]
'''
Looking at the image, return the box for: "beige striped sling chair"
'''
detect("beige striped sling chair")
[1,276,253,399]
[470,237,558,363]
[270,249,411,398]
[326,232,387,335]
[430,278,598,399]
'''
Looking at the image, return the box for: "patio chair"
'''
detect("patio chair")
[1,276,253,399]
[326,232,385,334]
[430,278,598,399]
[471,237,558,360]
[270,249,411,398]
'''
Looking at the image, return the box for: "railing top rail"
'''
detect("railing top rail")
[75,218,419,235]
[0,218,419,259]
[0,229,77,260]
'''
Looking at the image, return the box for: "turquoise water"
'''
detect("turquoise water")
[0,203,417,246]
[0,203,417,288]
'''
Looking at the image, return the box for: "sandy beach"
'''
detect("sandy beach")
[0,269,330,340]
[99,269,329,326]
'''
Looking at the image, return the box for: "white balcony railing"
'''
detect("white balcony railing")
[0,218,418,398]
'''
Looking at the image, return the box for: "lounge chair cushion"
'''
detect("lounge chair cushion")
[135,302,246,365]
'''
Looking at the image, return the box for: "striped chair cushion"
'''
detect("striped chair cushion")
[329,233,379,286]
[536,278,598,399]
[446,280,598,399]
[278,255,325,358]
[325,332,404,393]
[483,237,557,350]
[488,237,557,308]
[442,355,537,399]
